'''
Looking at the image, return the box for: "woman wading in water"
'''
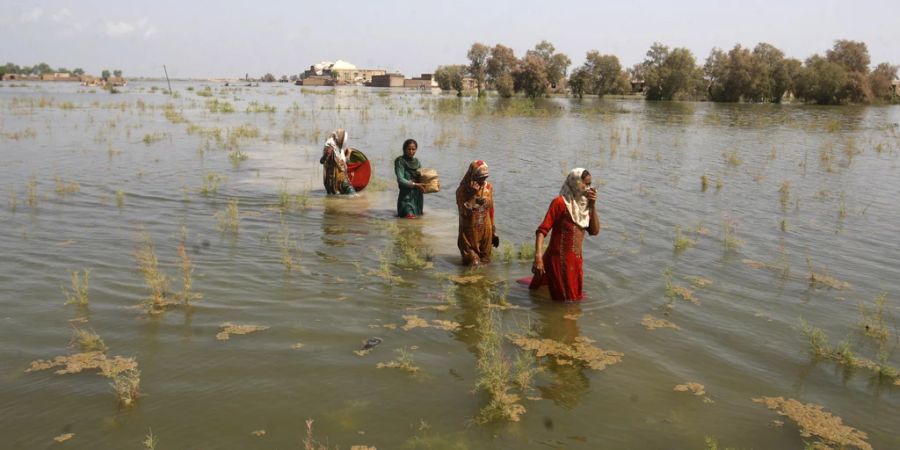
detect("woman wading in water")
[456,160,499,265]
[530,168,600,302]
[394,139,425,218]
[319,129,355,195]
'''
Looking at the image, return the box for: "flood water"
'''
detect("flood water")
[2,81,899,449]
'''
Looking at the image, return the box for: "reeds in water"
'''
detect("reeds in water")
[70,327,108,353]
[217,198,240,235]
[63,269,91,306]
[136,232,173,314]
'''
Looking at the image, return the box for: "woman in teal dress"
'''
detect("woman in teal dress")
[394,139,425,218]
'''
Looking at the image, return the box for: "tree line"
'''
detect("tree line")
[434,40,899,104]
[1,62,122,80]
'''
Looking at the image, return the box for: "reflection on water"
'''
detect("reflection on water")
[1,81,899,449]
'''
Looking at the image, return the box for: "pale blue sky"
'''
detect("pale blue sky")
[1,0,897,78]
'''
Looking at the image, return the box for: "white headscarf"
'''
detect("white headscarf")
[560,168,591,228]
[324,129,349,164]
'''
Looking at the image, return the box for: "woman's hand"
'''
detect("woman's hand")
[532,255,545,277]
[585,188,598,207]
[415,183,426,192]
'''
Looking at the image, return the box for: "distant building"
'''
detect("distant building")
[371,73,405,88]
[403,73,438,89]
[301,60,386,85]
[461,77,478,91]
[301,76,334,87]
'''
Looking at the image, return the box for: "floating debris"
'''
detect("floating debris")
[215,323,269,341]
[742,259,771,270]
[251,430,266,437]
[290,343,305,350]
[430,320,461,331]
[406,304,450,312]
[27,351,137,377]
[401,315,429,331]
[670,286,699,304]
[448,275,484,285]
[642,315,680,331]
[752,396,872,450]
[381,323,397,330]
[362,337,382,350]
[809,272,851,290]
[563,312,583,321]
[674,382,706,396]
[508,334,623,370]
[688,277,713,288]
[53,433,74,443]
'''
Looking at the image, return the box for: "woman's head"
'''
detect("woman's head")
[403,139,418,158]
[580,170,592,187]
[469,160,489,187]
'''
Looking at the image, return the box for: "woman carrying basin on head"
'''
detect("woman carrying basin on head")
[394,138,425,218]
[456,160,499,266]
[319,128,356,195]
[530,168,601,302]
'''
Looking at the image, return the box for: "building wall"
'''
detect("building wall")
[371,74,405,88]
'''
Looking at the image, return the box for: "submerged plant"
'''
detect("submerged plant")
[278,221,300,271]
[26,175,38,208]
[722,218,744,251]
[517,241,535,262]
[199,172,224,196]
[673,226,695,253]
[63,269,91,306]
[115,190,125,209]
[142,428,158,450]
[136,231,173,314]
[753,397,872,450]
[217,198,240,235]
[70,327,108,353]
[110,368,142,407]
[475,311,529,423]
[177,242,201,305]
[376,347,421,373]
[858,293,890,343]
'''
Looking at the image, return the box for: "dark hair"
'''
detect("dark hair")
[581,170,591,179]
[402,139,418,151]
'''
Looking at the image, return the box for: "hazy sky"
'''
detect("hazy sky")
[1,0,897,79]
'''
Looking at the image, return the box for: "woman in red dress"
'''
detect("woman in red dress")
[530,168,601,302]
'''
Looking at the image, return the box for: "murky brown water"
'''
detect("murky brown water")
[2,81,899,449]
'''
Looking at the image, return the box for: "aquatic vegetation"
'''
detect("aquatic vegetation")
[6,187,17,212]
[376,347,421,373]
[508,334,623,370]
[216,322,269,340]
[53,433,75,443]
[217,198,240,235]
[135,231,175,314]
[673,226,695,253]
[163,104,187,123]
[205,98,235,113]
[858,293,890,343]
[245,101,276,113]
[500,242,515,263]
[110,368,142,406]
[474,312,531,424]
[517,241,535,261]
[806,257,851,290]
[62,269,91,306]
[27,351,137,377]
[115,190,124,209]
[779,181,791,208]
[70,327,108,353]
[723,150,742,167]
[722,218,744,251]
[664,268,698,305]
[799,319,898,381]
[278,221,300,271]
[25,175,37,209]
[448,274,484,285]
[142,428,158,450]
[688,277,713,288]
[642,314,680,331]
[142,132,167,144]
[199,171,224,196]
[401,314,429,331]
[675,382,713,403]
[752,397,872,450]
[195,86,213,97]
[228,149,248,167]
[700,174,709,191]
[703,436,743,450]
[177,243,201,305]
[54,176,80,196]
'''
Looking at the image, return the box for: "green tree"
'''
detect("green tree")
[434,66,451,90]
[33,62,53,75]
[826,40,870,74]
[72,68,85,75]
[644,44,704,101]
[445,65,466,97]
[581,51,623,96]
[467,42,490,97]
[794,55,848,104]
[704,45,753,102]
[261,73,276,82]
[487,44,517,98]
[869,63,898,102]
[568,67,589,98]
[113,69,123,78]
[752,43,791,103]
[101,69,111,80]
[514,54,550,98]
[527,40,570,88]
[0,62,21,77]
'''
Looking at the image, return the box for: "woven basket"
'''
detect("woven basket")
[418,168,441,193]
